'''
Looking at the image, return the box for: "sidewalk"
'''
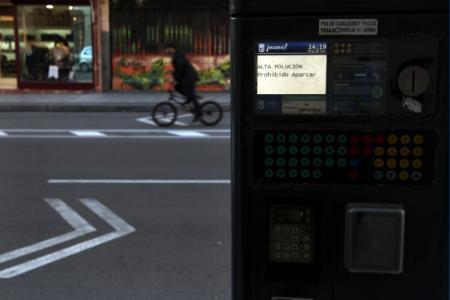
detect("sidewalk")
[0,92,230,112]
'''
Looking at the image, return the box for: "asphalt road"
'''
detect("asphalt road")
[0,112,231,300]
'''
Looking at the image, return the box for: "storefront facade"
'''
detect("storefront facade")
[110,0,230,92]
[0,0,103,92]
[0,0,229,93]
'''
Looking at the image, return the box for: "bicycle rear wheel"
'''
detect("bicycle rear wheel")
[199,101,223,126]
[152,102,177,127]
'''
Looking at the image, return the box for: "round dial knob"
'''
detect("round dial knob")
[397,66,430,97]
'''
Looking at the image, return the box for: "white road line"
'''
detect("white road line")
[0,129,230,133]
[0,199,96,264]
[167,130,208,137]
[48,179,231,184]
[137,114,191,127]
[0,135,229,140]
[0,131,8,137]
[70,130,106,137]
[0,199,135,279]
[136,117,157,126]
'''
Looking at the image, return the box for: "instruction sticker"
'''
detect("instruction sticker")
[319,19,378,36]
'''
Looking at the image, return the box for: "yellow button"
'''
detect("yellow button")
[399,159,410,169]
[399,171,409,181]
[412,147,423,157]
[387,159,397,169]
[400,147,410,157]
[400,135,411,144]
[412,159,423,169]
[374,147,385,156]
[387,134,398,144]
[387,147,397,156]
[374,158,384,168]
[413,135,424,145]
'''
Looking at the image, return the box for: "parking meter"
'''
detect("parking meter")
[231,1,449,300]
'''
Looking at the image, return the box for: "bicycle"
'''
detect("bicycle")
[152,90,223,127]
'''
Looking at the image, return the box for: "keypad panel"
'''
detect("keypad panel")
[256,131,434,184]
[269,206,315,264]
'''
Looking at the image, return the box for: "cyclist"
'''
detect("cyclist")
[163,44,201,121]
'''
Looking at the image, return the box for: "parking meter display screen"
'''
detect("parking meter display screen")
[257,42,328,114]
[256,40,387,115]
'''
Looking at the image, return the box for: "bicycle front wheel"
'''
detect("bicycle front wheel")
[152,102,177,127]
[199,101,223,126]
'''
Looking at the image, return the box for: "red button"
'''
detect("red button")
[349,170,359,180]
[350,134,359,144]
[375,134,385,144]
[350,146,360,156]
[362,146,372,156]
[362,134,373,144]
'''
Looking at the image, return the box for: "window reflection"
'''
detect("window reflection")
[17,5,93,84]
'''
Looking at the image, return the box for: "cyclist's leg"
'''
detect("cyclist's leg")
[186,83,201,118]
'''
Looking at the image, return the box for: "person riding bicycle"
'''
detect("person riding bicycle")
[163,44,201,121]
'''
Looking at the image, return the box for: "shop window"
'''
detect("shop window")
[17,5,93,84]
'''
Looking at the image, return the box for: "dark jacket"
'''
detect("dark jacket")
[172,50,199,85]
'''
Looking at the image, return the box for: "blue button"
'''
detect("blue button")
[349,159,359,168]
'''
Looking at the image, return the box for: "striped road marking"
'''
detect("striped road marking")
[48,179,231,184]
[0,198,135,278]
[167,130,208,137]
[0,198,96,264]
[70,130,106,137]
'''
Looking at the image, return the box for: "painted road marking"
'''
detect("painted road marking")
[0,198,135,278]
[0,129,229,139]
[70,130,106,137]
[0,199,96,264]
[167,130,208,137]
[136,114,191,127]
[48,179,231,184]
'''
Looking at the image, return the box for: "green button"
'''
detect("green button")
[265,145,274,155]
[289,134,299,143]
[325,158,334,167]
[313,146,323,155]
[300,169,310,178]
[374,170,384,180]
[288,157,298,167]
[337,146,347,156]
[289,146,298,155]
[301,134,311,143]
[313,134,323,143]
[264,157,274,166]
[337,134,348,144]
[289,169,298,178]
[265,134,274,143]
[312,169,322,179]
[301,158,310,167]
[313,158,322,167]
[265,169,274,178]
[276,146,286,155]
[301,146,311,155]
[325,146,335,155]
[276,157,286,167]
[325,134,335,143]
[276,169,286,178]
[337,158,347,167]
[276,134,286,143]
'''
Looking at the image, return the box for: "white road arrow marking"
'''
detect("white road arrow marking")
[0,198,96,264]
[0,198,135,278]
